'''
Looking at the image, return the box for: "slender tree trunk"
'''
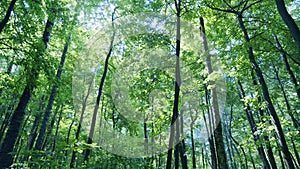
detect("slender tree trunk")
[35,35,69,151]
[273,64,300,131]
[237,80,271,169]
[203,83,217,169]
[65,111,76,157]
[265,137,278,169]
[0,105,13,142]
[83,8,117,162]
[237,13,295,169]
[274,0,300,53]
[166,1,182,168]
[21,96,45,162]
[189,113,196,169]
[52,105,63,152]
[144,115,149,169]
[224,108,236,169]
[250,70,278,169]
[0,18,54,168]
[70,73,95,168]
[0,0,17,34]
[199,17,228,169]
[273,34,300,102]
[228,104,249,169]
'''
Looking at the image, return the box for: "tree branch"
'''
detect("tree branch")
[242,0,263,13]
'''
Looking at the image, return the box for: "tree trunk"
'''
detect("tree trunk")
[199,17,228,169]
[83,8,117,162]
[275,0,300,53]
[35,35,69,151]
[203,83,217,169]
[237,80,271,169]
[237,13,295,169]
[166,1,182,168]
[53,105,63,152]
[0,18,54,168]
[70,73,94,168]
[190,114,196,169]
[273,34,300,102]
[0,0,17,34]
[21,96,45,162]
[272,64,300,131]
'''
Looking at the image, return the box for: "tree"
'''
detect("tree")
[0,0,17,34]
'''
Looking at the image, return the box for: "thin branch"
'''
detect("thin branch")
[205,2,237,14]
[249,32,264,40]
[242,0,263,13]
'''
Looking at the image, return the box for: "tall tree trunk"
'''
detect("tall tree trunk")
[228,104,249,169]
[52,105,63,152]
[0,18,54,168]
[272,64,300,131]
[237,80,271,169]
[250,70,278,169]
[237,13,295,169]
[0,0,17,34]
[0,105,13,143]
[199,17,228,169]
[273,34,300,102]
[144,115,149,169]
[21,96,45,162]
[189,110,197,169]
[203,82,217,169]
[274,0,300,53]
[166,0,182,168]
[83,8,117,162]
[70,73,94,168]
[35,35,69,151]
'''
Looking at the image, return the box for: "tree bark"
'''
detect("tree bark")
[21,96,45,162]
[200,17,228,169]
[83,7,117,162]
[273,34,300,102]
[272,64,300,132]
[275,0,300,53]
[237,13,295,169]
[203,83,217,169]
[0,18,53,168]
[166,0,182,168]
[70,73,94,168]
[0,0,17,34]
[237,80,271,169]
[35,35,69,151]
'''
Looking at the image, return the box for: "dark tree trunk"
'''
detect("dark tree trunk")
[203,83,217,169]
[199,17,228,169]
[53,105,63,152]
[272,64,300,131]
[0,105,13,143]
[83,8,117,161]
[250,70,278,169]
[265,137,278,169]
[21,96,45,162]
[0,17,53,167]
[237,80,271,169]
[144,116,149,169]
[166,1,182,168]
[35,36,69,151]
[70,73,94,168]
[0,0,17,34]
[237,13,295,169]
[273,34,300,102]
[275,0,300,53]
[228,104,249,169]
[190,119,196,169]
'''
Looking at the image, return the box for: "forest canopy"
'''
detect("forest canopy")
[0,0,299,168]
